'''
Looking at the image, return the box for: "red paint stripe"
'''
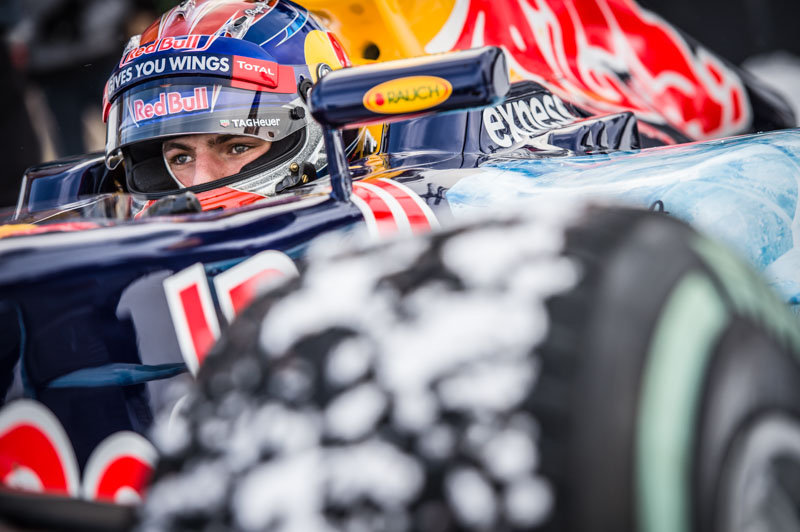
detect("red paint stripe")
[178,284,215,367]
[371,180,433,234]
[228,268,283,316]
[353,183,399,237]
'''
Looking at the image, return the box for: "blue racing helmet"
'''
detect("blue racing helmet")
[103,0,352,208]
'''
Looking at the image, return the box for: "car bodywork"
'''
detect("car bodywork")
[0,0,797,509]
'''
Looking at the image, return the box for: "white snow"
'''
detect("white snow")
[326,439,424,507]
[441,224,565,287]
[233,450,328,532]
[438,359,535,413]
[504,475,555,528]
[143,460,229,523]
[445,467,497,527]
[392,390,439,433]
[416,424,456,461]
[481,427,539,481]
[326,337,374,387]
[325,383,387,440]
[145,197,586,528]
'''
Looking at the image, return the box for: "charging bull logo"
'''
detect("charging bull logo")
[425,0,750,140]
[364,76,453,114]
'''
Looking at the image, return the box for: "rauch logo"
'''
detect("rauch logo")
[132,87,209,122]
[363,76,453,114]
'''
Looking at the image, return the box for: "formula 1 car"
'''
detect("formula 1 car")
[1,1,800,531]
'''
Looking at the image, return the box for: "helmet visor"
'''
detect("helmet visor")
[106,76,306,154]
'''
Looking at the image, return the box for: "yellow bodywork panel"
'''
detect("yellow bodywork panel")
[302,0,456,64]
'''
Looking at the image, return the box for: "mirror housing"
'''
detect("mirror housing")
[309,47,510,200]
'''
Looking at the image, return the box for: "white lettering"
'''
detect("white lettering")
[529,97,552,128]
[496,104,526,143]
[553,95,574,122]
[513,100,543,131]
[231,118,282,128]
[169,56,189,70]
[483,94,578,148]
[543,96,564,125]
[483,108,511,148]
[236,60,276,76]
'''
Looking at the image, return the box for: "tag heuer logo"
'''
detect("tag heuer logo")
[219,119,230,127]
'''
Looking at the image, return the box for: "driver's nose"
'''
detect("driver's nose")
[190,152,226,186]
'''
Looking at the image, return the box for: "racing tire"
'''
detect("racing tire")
[142,206,800,532]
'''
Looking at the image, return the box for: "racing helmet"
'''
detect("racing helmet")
[103,0,352,210]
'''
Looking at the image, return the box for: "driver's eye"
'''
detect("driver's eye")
[170,153,192,165]
[230,144,252,155]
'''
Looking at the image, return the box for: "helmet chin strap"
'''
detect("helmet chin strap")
[162,150,186,189]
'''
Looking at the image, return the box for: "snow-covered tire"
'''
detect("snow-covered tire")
[141,206,800,532]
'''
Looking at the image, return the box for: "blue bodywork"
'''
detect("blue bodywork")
[448,130,800,305]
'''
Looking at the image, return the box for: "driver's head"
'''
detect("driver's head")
[102,0,351,210]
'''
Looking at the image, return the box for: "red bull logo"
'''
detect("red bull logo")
[121,35,216,66]
[424,0,750,140]
[132,87,209,122]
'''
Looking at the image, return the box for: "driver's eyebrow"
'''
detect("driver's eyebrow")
[163,140,193,152]
[209,134,249,146]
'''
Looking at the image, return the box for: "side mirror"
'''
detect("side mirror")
[309,46,510,201]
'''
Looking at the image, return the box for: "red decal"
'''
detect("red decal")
[231,60,296,93]
[214,250,299,323]
[121,35,210,66]
[352,182,401,237]
[232,56,278,87]
[180,285,216,363]
[328,32,352,67]
[82,432,156,504]
[144,1,278,43]
[372,179,439,234]
[132,87,208,122]
[163,263,221,375]
[351,179,439,238]
[195,186,266,210]
[0,401,79,497]
[425,0,750,139]
[0,402,157,503]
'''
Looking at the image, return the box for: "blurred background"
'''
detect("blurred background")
[0,0,179,206]
[0,0,799,208]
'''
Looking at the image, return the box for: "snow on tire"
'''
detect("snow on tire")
[140,204,800,532]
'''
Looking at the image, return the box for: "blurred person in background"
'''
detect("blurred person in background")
[0,0,41,208]
[9,0,134,159]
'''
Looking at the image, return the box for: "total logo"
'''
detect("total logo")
[364,76,453,114]
[232,57,279,88]
[121,35,216,66]
[132,87,209,122]
[482,93,576,148]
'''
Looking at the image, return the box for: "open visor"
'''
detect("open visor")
[106,76,306,154]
